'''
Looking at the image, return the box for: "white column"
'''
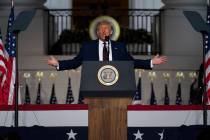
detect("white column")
[44,0,72,9]
[44,0,73,36]
[128,0,164,29]
[0,0,46,10]
[129,0,164,9]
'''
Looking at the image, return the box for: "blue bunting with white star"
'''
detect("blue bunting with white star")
[128,126,209,140]
[0,126,88,140]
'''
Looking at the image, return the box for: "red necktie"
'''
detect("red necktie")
[103,42,109,61]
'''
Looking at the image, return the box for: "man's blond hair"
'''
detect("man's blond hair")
[96,20,113,31]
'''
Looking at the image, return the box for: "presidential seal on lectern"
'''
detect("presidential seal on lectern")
[97,65,119,86]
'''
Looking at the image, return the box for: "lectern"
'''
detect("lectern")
[80,61,136,140]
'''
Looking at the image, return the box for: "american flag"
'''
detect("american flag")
[175,83,182,105]
[1,2,16,105]
[189,79,197,105]
[49,83,57,104]
[132,77,142,105]
[164,84,170,105]
[0,29,6,77]
[150,82,157,105]
[66,77,74,104]
[0,29,7,104]
[78,93,84,104]
[35,81,42,104]
[24,83,31,104]
[204,5,210,104]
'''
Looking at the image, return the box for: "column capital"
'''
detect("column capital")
[0,0,46,10]
[162,0,206,9]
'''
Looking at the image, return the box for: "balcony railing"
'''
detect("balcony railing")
[46,9,162,55]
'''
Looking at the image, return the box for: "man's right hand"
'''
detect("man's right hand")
[47,56,59,67]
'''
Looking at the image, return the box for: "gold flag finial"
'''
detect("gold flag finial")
[36,71,44,81]
[176,72,185,82]
[163,72,170,82]
[148,71,157,81]
[189,72,197,82]
[23,72,31,83]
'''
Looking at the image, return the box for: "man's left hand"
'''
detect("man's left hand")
[152,54,167,65]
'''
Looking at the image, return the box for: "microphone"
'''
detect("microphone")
[105,36,109,42]
[104,36,110,53]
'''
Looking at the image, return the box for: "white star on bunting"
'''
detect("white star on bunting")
[66,129,77,140]
[133,129,144,140]
[158,129,165,140]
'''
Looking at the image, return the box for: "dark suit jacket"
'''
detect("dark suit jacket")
[58,40,151,70]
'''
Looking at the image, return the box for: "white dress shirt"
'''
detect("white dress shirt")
[98,39,153,67]
[98,39,113,61]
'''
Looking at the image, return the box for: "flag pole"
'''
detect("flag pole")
[14,34,19,127]
[203,35,208,126]
[9,0,36,127]
[11,0,20,127]
[202,0,209,126]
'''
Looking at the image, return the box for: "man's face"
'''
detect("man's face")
[97,23,112,41]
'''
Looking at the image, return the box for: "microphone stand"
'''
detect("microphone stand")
[183,11,210,126]
[11,9,36,127]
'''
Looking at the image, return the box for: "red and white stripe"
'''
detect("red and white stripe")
[0,104,88,127]
[0,43,16,105]
[205,7,210,105]
[205,47,210,105]
[0,1,16,105]
[0,38,7,105]
[0,38,6,77]
[128,105,210,127]
[1,56,16,105]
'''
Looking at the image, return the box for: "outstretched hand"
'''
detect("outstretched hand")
[152,54,167,65]
[47,56,59,67]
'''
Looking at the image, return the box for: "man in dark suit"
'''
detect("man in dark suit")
[47,20,167,70]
